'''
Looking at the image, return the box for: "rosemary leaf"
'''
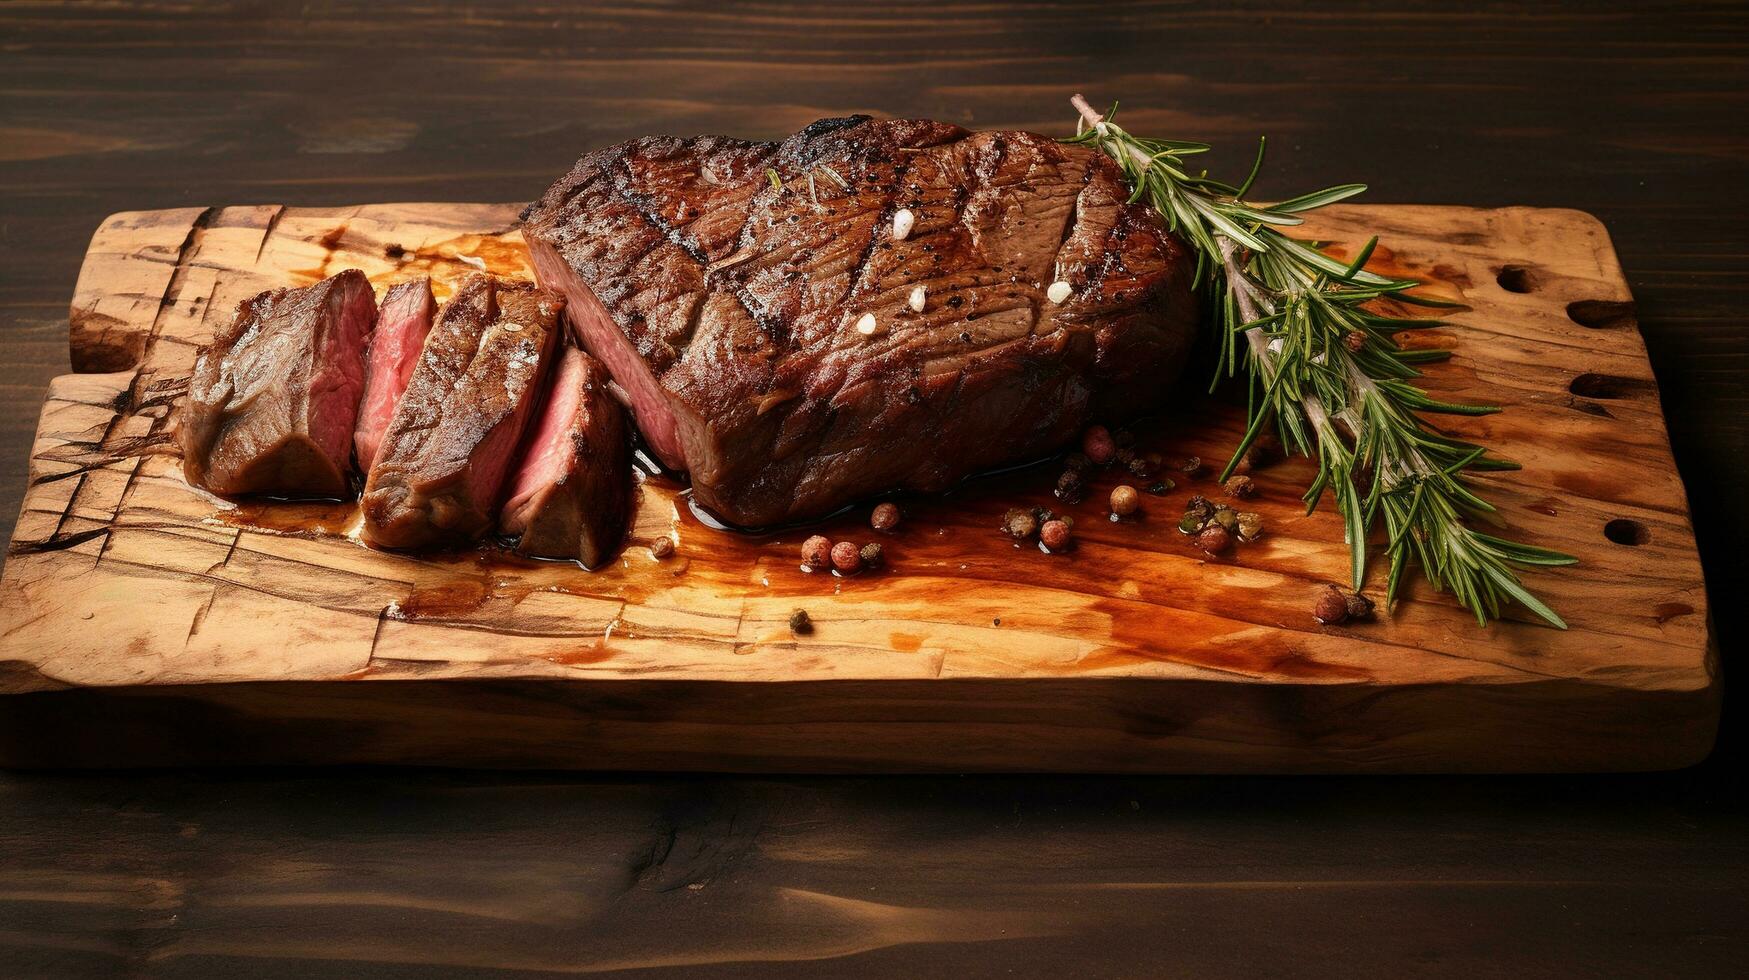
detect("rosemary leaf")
[1065,94,1575,629]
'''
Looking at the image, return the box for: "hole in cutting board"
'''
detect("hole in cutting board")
[1604,519,1649,546]
[1568,372,1650,400]
[1495,265,1538,293]
[1567,299,1636,329]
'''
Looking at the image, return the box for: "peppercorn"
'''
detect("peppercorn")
[859,542,884,567]
[1212,507,1239,532]
[1313,587,1350,624]
[1040,519,1072,551]
[870,502,901,532]
[1063,452,1092,472]
[1082,425,1116,466]
[801,534,832,569]
[1031,506,1059,525]
[1314,585,1376,625]
[1236,512,1264,542]
[1343,330,1368,354]
[1054,468,1086,503]
[1109,484,1140,518]
[1185,495,1214,520]
[831,540,862,574]
[1145,479,1174,495]
[1344,589,1376,620]
[1178,512,1205,534]
[1196,524,1232,554]
[649,537,675,560]
[1224,474,1257,499]
[1001,507,1039,540]
[1114,428,1136,449]
[789,608,814,634]
[1128,452,1162,479]
[1177,455,1203,476]
[1112,446,1136,470]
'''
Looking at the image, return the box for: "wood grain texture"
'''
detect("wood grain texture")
[0,200,1715,771]
[2,769,1745,978]
[1,1,1746,974]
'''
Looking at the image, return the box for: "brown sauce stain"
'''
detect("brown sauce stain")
[194,272,1505,677]
[198,427,1390,680]
[1084,594,1375,681]
[381,234,535,300]
[290,225,354,281]
[217,498,358,537]
[391,579,492,620]
[206,413,1268,654]
[206,397,1310,604]
[544,637,615,666]
[293,229,534,300]
[889,632,924,652]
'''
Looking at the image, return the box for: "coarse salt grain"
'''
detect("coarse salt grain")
[908,284,927,312]
[1047,281,1073,304]
[892,208,916,241]
[854,312,881,336]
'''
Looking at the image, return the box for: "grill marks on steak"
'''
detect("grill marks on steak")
[361,275,561,550]
[524,133,780,469]
[181,269,376,498]
[353,276,436,472]
[501,346,631,568]
[522,116,1198,527]
[179,268,631,559]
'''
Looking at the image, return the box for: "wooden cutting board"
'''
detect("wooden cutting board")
[0,202,1715,772]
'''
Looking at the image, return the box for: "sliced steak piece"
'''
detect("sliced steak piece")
[361,275,561,550]
[180,268,376,498]
[353,276,436,472]
[522,115,1199,528]
[501,345,631,568]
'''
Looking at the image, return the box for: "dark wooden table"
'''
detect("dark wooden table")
[3,2,1744,975]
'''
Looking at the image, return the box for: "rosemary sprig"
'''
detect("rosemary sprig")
[1065,95,1576,628]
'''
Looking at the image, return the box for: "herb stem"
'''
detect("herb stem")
[1066,93,1576,628]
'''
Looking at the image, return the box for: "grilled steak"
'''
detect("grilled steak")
[361,275,560,550]
[522,115,1198,527]
[501,345,631,568]
[354,276,436,472]
[180,269,376,498]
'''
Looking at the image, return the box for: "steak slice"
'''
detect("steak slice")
[180,268,376,498]
[501,345,631,569]
[361,275,560,550]
[353,276,436,472]
[522,115,1198,527]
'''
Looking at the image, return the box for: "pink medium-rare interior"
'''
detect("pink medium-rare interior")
[501,345,586,532]
[306,279,376,477]
[460,316,559,514]
[526,237,686,469]
[354,280,435,471]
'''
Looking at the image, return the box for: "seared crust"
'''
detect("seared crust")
[524,116,1197,527]
[361,275,561,550]
[505,348,631,569]
[180,269,375,499]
